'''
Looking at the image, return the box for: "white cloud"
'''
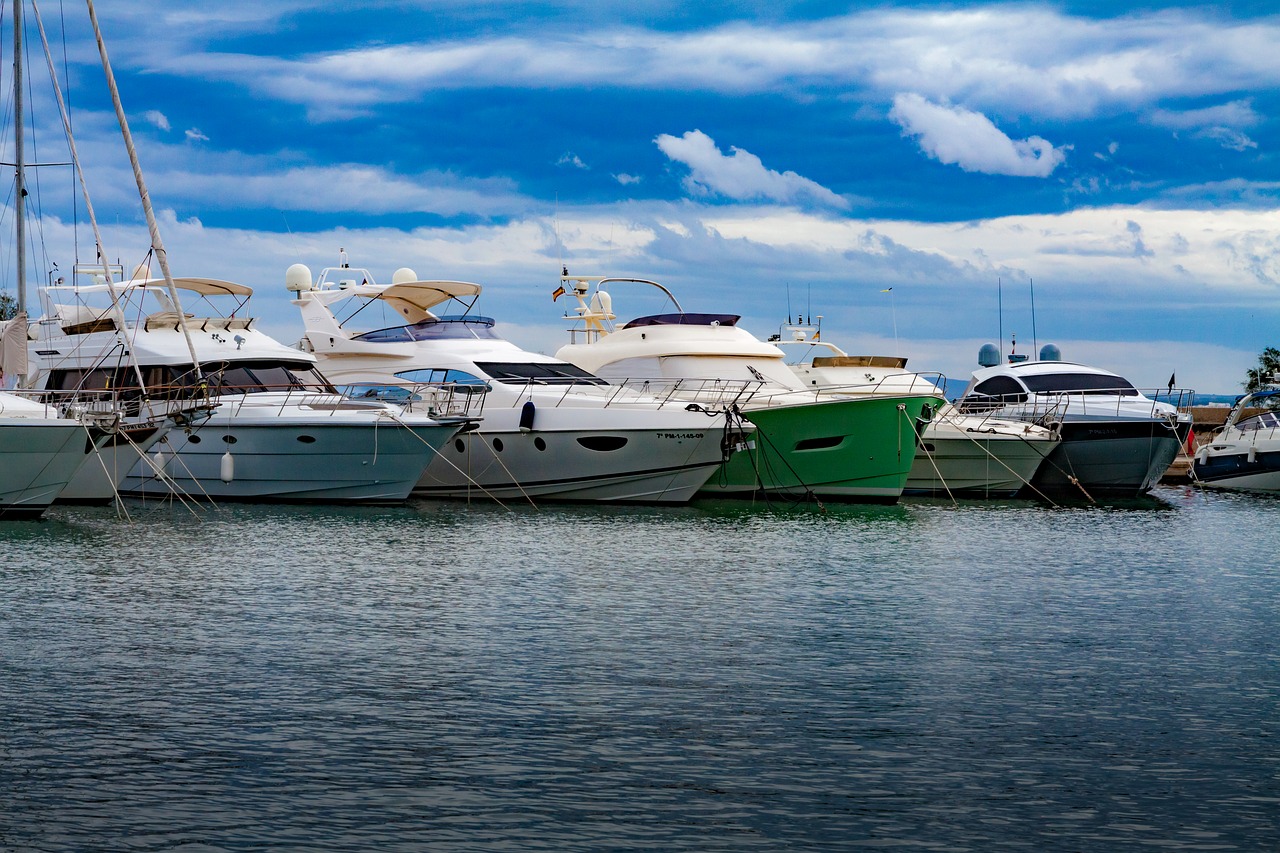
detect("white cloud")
[1197,127,1258,152]
[615,173,642,185]
[119,9,1280,123]
[655,129,848,208]
[185,128,210,142]
[557,152,589,169]
[889,94,1068,177]
[1149,99,1260,130]
[143,110,171,132]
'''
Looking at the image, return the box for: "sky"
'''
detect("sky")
[3,0,1280,394]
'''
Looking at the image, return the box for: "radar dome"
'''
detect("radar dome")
[1039,343,1062,362]
[285,263,313,293]
[392,267,418,284]
[978,342,1001,368]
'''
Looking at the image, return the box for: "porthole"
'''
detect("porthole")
[493,437,504,452]
[534,437,547,451]
[187,435,202,444]
[920,442,936,453]
[222,435,238,445]
[454,438,466,453]
[577,436,628,452]
[297,435,317,444]
[794,435,843,451]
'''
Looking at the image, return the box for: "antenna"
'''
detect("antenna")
[998,277,1004,361]
[786,283,793,324]
[1030,276,1038,356]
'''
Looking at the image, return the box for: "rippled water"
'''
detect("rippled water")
[2,487,1278,851]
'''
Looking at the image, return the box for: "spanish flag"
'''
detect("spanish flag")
[552,285,566,301]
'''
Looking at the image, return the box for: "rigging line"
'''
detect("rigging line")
[57,0,76,262]
[387,415,516,511]
[31,0,148,393]
[87,0,206,394]
[467,427,537,508]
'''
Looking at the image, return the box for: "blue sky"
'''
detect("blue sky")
[5,0,1280,393]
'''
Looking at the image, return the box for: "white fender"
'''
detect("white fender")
[220,451,235,483]
[1248,445,1258,463]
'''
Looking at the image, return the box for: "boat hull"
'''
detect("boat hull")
[905,432,1054,497]
[56,422,168,504]
[0,420,98,518]
[700,394,934,502]
[1193,448,1280,492]
[416,423,727,503]
[1028,420,1186,497]
[120,416,457,504]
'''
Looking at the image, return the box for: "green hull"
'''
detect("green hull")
[700,394,937,502]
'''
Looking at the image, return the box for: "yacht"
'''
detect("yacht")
[0,390,118,518]
[775,325,1058,498]
[1192,390,1280,492]
[955,351,1191,497]
[554,275,940,502]
[289,264,736,503]
[26,273,468,503]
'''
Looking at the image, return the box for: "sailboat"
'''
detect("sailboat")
[12,1,468,504]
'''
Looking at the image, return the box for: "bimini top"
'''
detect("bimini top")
[622,313,740,329]
[48,276,253,298]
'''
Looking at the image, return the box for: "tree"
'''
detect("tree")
[1244,346,1280,393]
[0,291,15,321]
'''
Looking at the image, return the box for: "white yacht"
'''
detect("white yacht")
[955,352,1191,498]
[27,273,467,503]
[1192,390,1280,492]
[0,390,117,518]
[554,275,941,502]
[774,326,1058,498]
[289,264,736,503]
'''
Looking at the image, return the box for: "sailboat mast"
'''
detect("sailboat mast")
[13,0,26,315]
[85,0,204,382]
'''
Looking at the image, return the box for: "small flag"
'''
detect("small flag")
[812,331,821,341]
[552,285,566,301]
[880,288,893,292]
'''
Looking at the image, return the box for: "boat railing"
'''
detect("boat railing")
[14,387,213,429]
[803,370,949,400]
[603,377,767,410]
[958,388,1193,424]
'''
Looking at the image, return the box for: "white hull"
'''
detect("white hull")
[57,420,170,503]
[120,408,458,504]
[906,432,1053,496]
[0,420,97,517]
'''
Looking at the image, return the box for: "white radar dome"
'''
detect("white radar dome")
[285,263,313,292]
[392,267,418,284]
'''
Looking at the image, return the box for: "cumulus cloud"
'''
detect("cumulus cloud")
[654,130,848,209]
[143,110,171,132]
[889,94,1068,177]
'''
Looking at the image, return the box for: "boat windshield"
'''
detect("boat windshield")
[474,361,608,385]
[353,316,500,343]
[1021,373,1138,396]
[1238,411,1280,431]
[623,313,740,329]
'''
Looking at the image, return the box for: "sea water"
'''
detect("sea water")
[1,487,1277,851]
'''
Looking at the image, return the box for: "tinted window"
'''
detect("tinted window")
[475,362,607,385]
[972,376,1026,400]
[1021,373,1137,395]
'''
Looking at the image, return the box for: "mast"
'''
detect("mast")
[85,0,204,383]
[13,0,26,315]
